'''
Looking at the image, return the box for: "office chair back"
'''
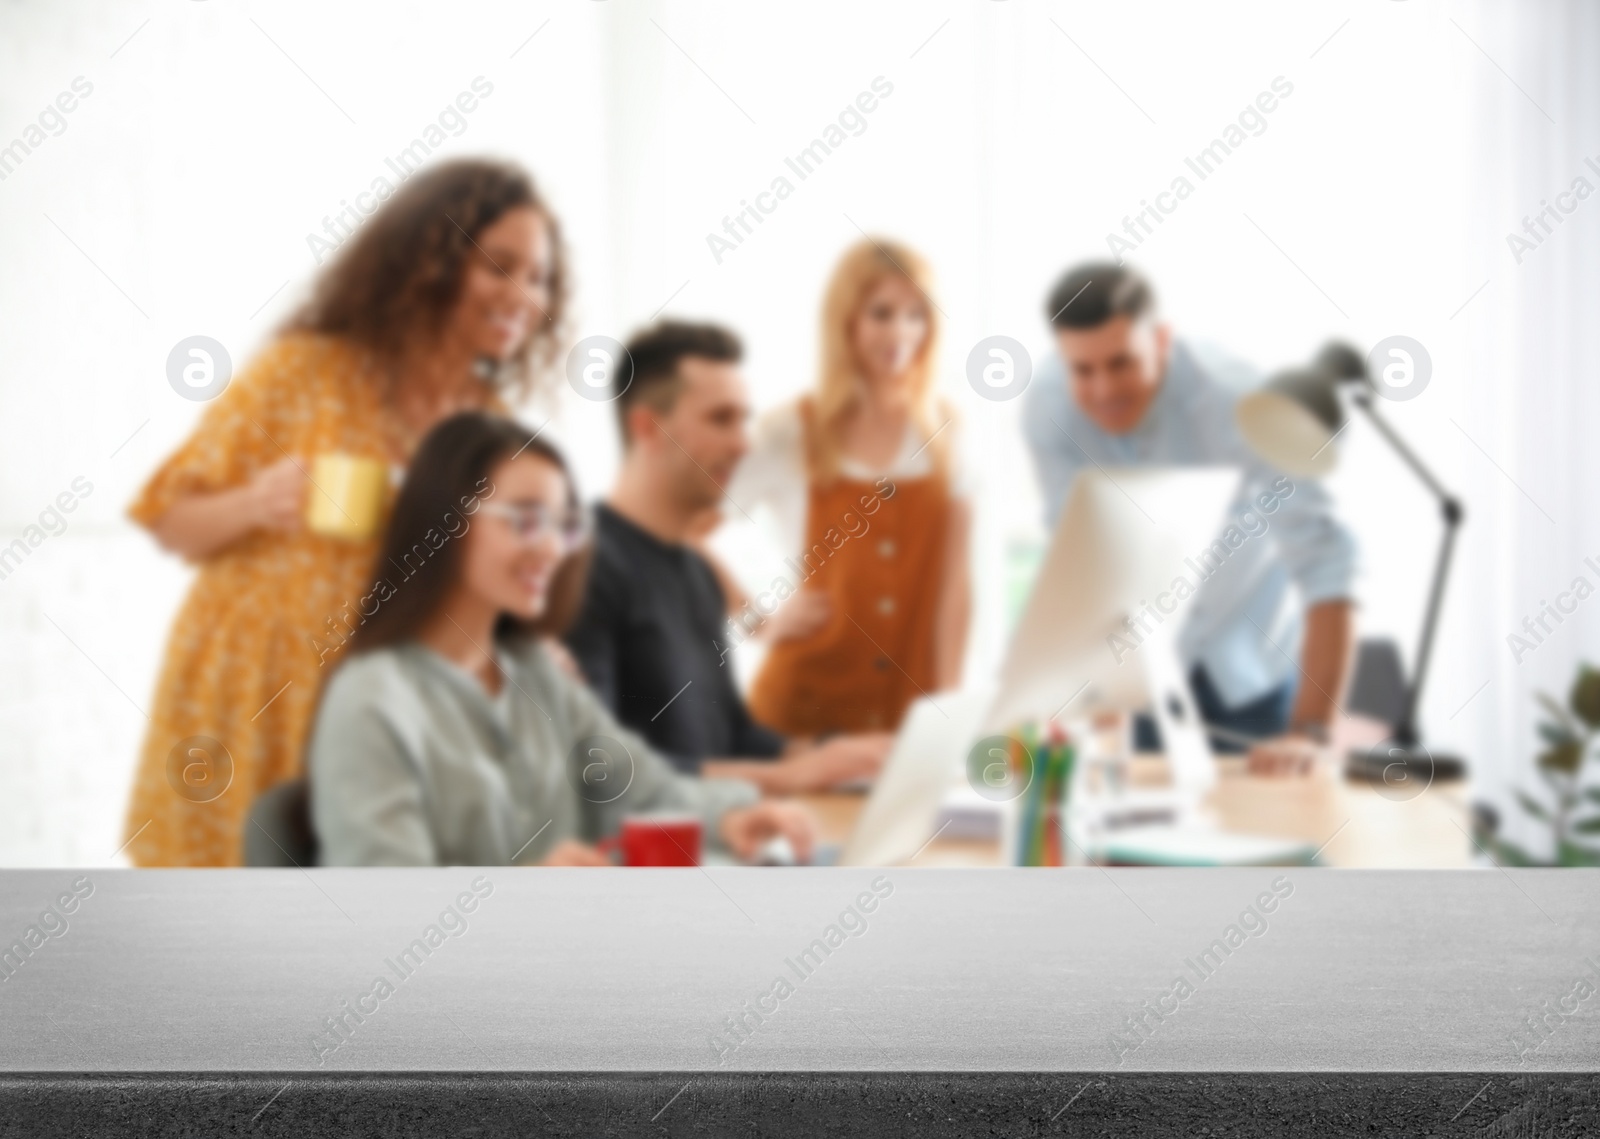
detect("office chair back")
[242,777,318,867]
[1346,638,1407,729]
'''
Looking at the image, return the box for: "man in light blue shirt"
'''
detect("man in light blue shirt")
[1021,262,1356,770]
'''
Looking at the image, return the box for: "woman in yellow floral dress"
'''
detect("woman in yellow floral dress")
[123,159,569,866]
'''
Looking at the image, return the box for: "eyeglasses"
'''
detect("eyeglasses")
[478,502,589,551]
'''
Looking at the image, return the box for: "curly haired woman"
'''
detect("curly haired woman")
[121,159,569,866]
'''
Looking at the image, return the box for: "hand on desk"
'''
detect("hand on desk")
[719,800,815,863]
[537,839,612,867]
[530,810,817,865]
[704,733,892,795]
[1245,732,1324,778]
[782,733,892,792]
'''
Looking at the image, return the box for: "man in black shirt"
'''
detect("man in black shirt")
[565,321,888,792]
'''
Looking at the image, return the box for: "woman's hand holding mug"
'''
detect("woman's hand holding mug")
[246,457,309,534]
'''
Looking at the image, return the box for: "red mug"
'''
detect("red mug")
[600,816,702,867]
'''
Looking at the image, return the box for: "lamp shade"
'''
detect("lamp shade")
[1235,342,1367,479]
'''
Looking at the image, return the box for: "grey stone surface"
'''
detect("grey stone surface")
[2,1072,1598,1137]
[0,868,1596,1075]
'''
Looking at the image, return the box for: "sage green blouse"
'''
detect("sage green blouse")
[308,639,758,866]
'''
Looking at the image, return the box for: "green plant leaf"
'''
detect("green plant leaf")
[1571,816,1600,835]
[1516,790,1551,820]
[1585,787,1600,806]
[1538,723,1579,748]
[1571,665,1600,729]
[1488,838,1541,867]
[1557,841,1600,867]
[1539,742,1583,776]
[1539,692,1579,733]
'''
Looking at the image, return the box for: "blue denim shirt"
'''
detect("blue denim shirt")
[1021,339,1357,708]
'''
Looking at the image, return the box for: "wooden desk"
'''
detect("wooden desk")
[801,754,1472,868]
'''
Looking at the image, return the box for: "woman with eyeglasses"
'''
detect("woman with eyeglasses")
[308,413,814,866]
[123,159,569,866]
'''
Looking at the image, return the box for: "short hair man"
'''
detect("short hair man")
[564,320,887,793]
[1022,263,1357,773]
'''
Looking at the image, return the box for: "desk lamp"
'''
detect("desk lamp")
[1235,343,1466,783]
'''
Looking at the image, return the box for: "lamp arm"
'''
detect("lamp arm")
[1351,392,1464,745]
[1352,393,1457,508]
[1400,514,1461,745]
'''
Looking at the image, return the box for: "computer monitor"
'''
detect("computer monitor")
[984,467,1241,793]
[820,466,1242,867]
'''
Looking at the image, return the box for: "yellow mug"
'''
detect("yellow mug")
[306,454,389,541]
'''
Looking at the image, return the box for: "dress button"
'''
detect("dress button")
[878,539,896,558]
[874,656,890,672]
[867,713,883,728]
[877,596,895,615]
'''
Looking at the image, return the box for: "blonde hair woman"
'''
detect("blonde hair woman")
[731,238,971,736]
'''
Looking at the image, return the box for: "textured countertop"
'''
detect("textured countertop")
[2,867,1596,1075]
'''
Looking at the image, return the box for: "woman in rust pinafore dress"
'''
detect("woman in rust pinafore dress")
[736,238,971,736]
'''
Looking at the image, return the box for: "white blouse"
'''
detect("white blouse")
[727,401,973,558]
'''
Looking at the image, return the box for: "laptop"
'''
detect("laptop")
[805,688,989,867]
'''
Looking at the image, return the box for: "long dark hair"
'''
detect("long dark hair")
[285,159,569,400]
[349,413,591,653]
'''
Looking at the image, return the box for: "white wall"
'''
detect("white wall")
[0,0,1591,864]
